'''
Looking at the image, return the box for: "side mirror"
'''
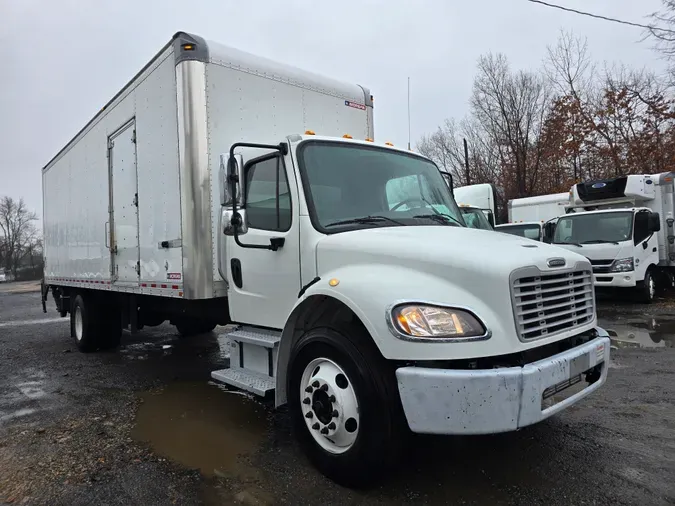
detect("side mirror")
[219,153,244,206]
[649,212,661,233]
[543,221,556,243]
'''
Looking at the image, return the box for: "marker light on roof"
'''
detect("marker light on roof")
[342,134,353,139]
[305,130,315,135]
[385,142,394,146]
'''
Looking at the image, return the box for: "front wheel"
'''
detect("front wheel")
[288,326,403,487]
[637,269,656,304]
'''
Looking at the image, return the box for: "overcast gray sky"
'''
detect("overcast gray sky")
[0,0,667,221]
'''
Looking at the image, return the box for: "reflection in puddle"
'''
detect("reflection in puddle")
[132,381,268,479]
[599,317,675,349]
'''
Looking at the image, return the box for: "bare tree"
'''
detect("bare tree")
[470,53,550,197]
[0,196,39,277]
[647,0,675,85]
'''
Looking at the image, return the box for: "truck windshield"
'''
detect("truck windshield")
[498,224,541,241]
[297,142,465,232]
[460,207,493,230]
[553,211,633,244]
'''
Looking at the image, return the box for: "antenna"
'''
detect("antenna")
[407,77,411,150]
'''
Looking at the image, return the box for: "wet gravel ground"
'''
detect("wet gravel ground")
[0,284,674,505]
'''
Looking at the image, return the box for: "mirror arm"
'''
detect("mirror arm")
[228,141,289,251]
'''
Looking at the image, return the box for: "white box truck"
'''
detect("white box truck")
[550,173,670,302]
[497,192,571,241]
[41,31,610,486]
[452,182,498,230]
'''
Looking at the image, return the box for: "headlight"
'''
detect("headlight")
[389,304,488,340]
[610,257,634,272]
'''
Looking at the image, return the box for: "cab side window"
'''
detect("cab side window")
[245,156,291,231]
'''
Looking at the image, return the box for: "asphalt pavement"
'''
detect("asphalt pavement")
[0,283,673,505]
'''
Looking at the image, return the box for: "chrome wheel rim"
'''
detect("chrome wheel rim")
[649,276,656,299]
[299,357,359,454]
[74,306,83,341]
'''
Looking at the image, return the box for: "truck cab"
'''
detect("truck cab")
[496,221,544,241]
[552,207,661,300]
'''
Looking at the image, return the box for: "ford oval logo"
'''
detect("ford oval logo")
[592,182,606,189]
[547,258,566,268]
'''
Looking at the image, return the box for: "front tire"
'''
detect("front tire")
[638,269,656,304]
[288,325,403,488]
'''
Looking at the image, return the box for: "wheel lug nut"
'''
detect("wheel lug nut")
[320,427,329,434]
[302,398,310,405]
[305,411,313,419]
[332,410,338,418]
[328,395,336,402]
[312,423,319,430]
[320,384,328,391]
[327,422,336,430]
[305,386,313,393]
[312,381,319,388]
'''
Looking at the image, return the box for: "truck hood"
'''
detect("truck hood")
[316,226,585,275]
[313,225,595,360]
[553,240,632,262]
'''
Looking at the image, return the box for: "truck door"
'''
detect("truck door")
[108,120,140,285]
[226,153,301,329]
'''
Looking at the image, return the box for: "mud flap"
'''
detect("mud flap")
[40,279,48,313]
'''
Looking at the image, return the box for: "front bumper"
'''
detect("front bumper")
[396,331,610,435]
[593,271,636,287]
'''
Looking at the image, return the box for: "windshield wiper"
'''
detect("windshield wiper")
[556,241,584,247]
[413,213,462,227]
[325,215,405,228]
[581,239,620,245]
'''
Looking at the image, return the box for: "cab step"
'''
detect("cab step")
[211,368,275,396]
[225,326,280,347]
[210,325,281,397]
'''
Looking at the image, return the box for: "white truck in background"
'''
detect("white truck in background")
[551,173,670,303]
[442,175,497,230]
[453,182,498,230]
[497,192,570,241]
[41,31,610,486]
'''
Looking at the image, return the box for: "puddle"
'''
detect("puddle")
[132,381,268,479]
[599,317,675,349]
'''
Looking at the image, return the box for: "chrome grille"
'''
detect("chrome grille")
[512,269,594,340]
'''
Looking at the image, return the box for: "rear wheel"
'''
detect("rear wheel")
[175,319,217,337]
[70,292,121,352]
[288,325,403,488]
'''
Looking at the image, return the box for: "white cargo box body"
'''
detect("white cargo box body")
[508,192,569,223]
[43,32,374,300]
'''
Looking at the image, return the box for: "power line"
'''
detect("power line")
[526,0,675,35]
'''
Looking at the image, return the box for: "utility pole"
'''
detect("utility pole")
[407,77,411,151]
[463,138,470,185]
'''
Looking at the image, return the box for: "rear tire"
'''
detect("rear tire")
[175,319,217,337]
[287,325,404,488]
[70,292,122,351]
[70,294,99,352]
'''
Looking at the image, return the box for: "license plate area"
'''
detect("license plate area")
[541,350,597,409]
